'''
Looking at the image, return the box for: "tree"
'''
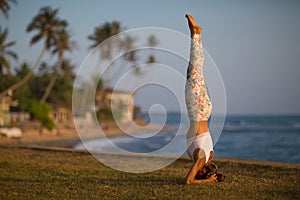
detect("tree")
[87,21,159,101]
[0,27,17,82]
[88,21,122,82]
[85,21,123,110]
[46,59,76,108]
[146,34,158,63]
[12,62,32,98]
[15,60,75,108]
[88,21,121,48]
[0,6,67,99]
[0,0,17,19]
[80,21,159,122]
[40,28,76,104]
[38,62,51,76]
[19,98,55,130]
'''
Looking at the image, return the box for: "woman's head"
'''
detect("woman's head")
[195,162,225,182]
[195,162,218,179]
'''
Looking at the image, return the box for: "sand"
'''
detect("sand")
[0,119,169,148]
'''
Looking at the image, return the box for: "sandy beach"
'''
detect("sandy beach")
[0,119,168,148]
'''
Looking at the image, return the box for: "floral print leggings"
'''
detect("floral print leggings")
[185,34,212,121]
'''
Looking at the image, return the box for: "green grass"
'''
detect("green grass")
[0,146,299,200]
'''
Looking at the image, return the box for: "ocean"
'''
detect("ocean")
[74,113,300,164]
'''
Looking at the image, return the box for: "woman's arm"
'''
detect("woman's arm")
[185,150,218,184]
[187,174,218,184]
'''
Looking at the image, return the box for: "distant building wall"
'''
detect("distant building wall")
[105,88,134,123]
[0,97,30,127]
[0,101,10,126]
[51,107,73,128]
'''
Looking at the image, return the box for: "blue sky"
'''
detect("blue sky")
[1,0,300,115]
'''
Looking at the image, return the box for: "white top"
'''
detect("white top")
[187,132,214,163]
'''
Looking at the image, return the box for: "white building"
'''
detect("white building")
[104,88,134,124]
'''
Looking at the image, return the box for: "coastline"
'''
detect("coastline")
[12,144,300,168]
[2,127,300,167]
[0,119,170,148]
[1,115,299,165]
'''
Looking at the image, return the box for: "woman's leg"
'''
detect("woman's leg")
[184,16,218,185]
[185,15,212,124]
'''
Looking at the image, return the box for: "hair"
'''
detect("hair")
[195,162,225,182]
[216,173,225,182]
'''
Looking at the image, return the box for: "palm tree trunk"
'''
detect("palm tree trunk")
[40,72,58,104]
[40,58,62,104]
[0,47,47,99]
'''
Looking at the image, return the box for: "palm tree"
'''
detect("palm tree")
[0,6,67,99]
[0,27,17,79]
[88,21,121,48]
[60,59,75,81]
[0,0,17,19]
[40,28,76,104]
[88,21,121,62]
[146,34,158,63]
[86,21,122,109]
[48,59,75,107]
[87,22,158,103]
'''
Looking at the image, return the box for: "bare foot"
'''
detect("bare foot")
[185,14,202,35]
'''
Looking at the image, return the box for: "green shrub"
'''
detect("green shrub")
[19,98,55,130]
[96,106,114,122]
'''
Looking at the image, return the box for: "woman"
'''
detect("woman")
[184,14,224,184]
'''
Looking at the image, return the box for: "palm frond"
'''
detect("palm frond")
[5,50,18,60]
[0,0,17,19]
[0,26,17,75]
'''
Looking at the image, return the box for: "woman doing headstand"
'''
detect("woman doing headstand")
[184,14,224,184]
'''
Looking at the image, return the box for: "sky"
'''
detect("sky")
[1,0,300,115]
